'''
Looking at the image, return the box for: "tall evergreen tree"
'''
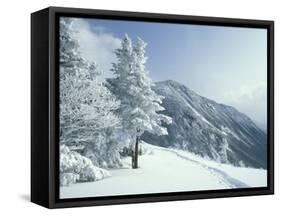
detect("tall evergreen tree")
[59,17,120,147]
[107,35,172,168]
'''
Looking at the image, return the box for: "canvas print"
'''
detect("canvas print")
[59,17,268,199]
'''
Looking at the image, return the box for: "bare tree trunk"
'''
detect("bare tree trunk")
[132,135,139,169]
[131,148,135,168]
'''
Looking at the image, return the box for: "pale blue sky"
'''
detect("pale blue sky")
[72,17,267,129]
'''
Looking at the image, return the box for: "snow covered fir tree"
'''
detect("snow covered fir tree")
[106,35,172,168]
[59,18,121,185]
[58,17,268,198]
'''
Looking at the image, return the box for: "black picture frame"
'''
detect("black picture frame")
[31,6,274,209]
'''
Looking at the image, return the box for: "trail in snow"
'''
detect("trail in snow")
[60,143,267,199]
[155,146,249,188]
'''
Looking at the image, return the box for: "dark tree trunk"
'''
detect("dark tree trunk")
[131,150,135,168]
[132,135,139,169]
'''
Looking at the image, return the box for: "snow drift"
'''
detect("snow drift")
[60,145,111,186]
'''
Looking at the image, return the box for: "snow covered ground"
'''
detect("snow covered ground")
[60,143,267,199]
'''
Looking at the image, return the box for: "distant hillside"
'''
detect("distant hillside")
[142,80,267,169]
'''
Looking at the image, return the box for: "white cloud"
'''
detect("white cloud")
[72,18,121,80]
[222,82,267,130]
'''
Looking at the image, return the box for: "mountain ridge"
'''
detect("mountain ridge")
[142,80,267,169]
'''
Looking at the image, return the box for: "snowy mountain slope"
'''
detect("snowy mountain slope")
[60,143,266,199]
[142,80,267,168]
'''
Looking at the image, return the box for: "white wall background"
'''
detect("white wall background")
[0,0,279,214]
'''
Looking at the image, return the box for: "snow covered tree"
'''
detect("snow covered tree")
[59,17,120,149]
[107,35,172,168]
[60,145,110,186]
